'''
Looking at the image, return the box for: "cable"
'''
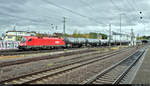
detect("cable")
[0,11,62,27]
[110,0,122,11]
[109,0,131,35]
[131,0,140,11]
[125,0,141,17]
[79,0,95,17]
[80,0,95,11]
[125,0,146,35]
[109,0,141,22]
[109,0,142,35]
[44,0,106,26]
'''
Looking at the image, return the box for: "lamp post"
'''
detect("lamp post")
[63,17,66,39]
[119,13,126,46]
[109,24,111,46]
[50,24,54,36]
[120,14,122,46]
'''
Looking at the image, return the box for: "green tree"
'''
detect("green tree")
[98,33,107,39]
[89,32,97,39]
[72,30,79,38]
[16,36,22,41]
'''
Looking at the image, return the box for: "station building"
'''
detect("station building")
[110,31,130,41]
[4,31,36,41]
[110,31,136,46]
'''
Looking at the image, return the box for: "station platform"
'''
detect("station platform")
[132,45,150,84]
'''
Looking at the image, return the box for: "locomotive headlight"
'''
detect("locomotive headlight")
[20,43,26,46]
[24,43,26,46]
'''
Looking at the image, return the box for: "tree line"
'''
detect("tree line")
[137,36,150,40]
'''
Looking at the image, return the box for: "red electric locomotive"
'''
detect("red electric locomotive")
[18,36,66,50]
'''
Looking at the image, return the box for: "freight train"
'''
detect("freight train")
[18,36,130,50]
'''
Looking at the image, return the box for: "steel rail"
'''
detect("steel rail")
[82,48,145,84]
[0,49,95,67]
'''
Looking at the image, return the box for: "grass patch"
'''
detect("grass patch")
[47,63,54,66]
[0,55,25,60]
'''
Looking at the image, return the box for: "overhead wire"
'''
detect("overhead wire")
[44,0,106,26]
[125,0,146,35]
[80,0,95,11]
[79,0,110,27]
[131,0,141,11]
[109,0,133,35]
[125,0,141,17]
[79,0,95,18]
[110,0,122,12]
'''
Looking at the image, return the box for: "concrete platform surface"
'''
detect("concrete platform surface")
[132,46,150,84]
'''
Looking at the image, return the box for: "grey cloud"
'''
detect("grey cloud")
[0,0,149,36]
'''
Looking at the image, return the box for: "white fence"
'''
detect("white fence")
[0,41,20,50]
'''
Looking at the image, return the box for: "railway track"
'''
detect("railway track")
[0,47,136,84]
[0,48,79,56]
[0,49,96,67]
[82,47,146,84]
[0,45,126,56]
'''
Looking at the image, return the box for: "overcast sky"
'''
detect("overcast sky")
[0,0,149,36]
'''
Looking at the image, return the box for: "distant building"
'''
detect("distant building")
[53,33,63,37]
[111,31,130,42]
[4,31,36,41]
[98,35,102,39]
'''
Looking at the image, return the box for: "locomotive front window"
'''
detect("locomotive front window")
[28,39,32,42]
[21,37,27,43]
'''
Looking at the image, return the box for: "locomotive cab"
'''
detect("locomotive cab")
[18,36,66,50]
[18,37,29,50]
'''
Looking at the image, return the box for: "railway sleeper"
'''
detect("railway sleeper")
[100,74,121,80]
[35,81,43,84]
[112,68,125,72]
[25,77,36,80]
[100,75,117,80]
[42,72,51,75]
[93,80,113,84]
[31,75,41,78]
[111,68,127,74]
[105,73,121,79]
[117,66,127,70]
[102,72,119,78]
[11,80,23,84]
[96,78,114,82]
[41,79,49,82]
[25,76,40,81]
[92,81,102,84]
[18,78,36,84]
[40,73,49,77]
[36,74,45,77]
[106,71,122,76]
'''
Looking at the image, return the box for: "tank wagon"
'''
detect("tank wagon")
[63,37,100,48]
[86,39,100,47]
[64,37,86,48]
[100,39,109,46]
